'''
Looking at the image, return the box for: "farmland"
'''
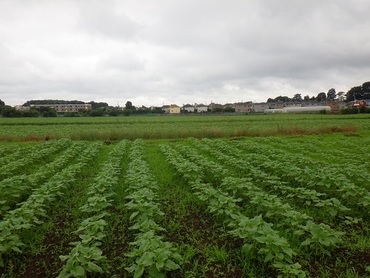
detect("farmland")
[0,114,370,277]
[0,113,369,141]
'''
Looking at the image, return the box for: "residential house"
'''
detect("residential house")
[169,104,181,114]
[232,102,253,113]
[196,104,208,113]
[252,103,269,113]
[208,102,224,112]
[182,104,195,113]
[162,105,170,113]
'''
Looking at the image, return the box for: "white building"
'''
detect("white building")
[183,104,195,113]
[195,104,208,113]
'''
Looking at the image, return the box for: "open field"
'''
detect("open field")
[0,114,370,277]
[0,113,369,141]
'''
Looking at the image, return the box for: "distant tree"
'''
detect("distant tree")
[211,107,224,113]
[362,81,370,92]
[42,109,57,117]
[24,100,85,106]
[32,106,57,117]
[150,107,165,114]
[292,94,303,102]
[1,105,18,117]
[327,88,336,100]
[88,101,108,110]
[267,98,274,103]
[123,101,136,115]
[107,108,122,116]
[125,101,133,109]
[316,92,326,102]
[63,112,80,117]
[362,81,370,99]
[90,108,105,117]
[135,106,151,114]
[21,109,40,117]
[0,99,5,114]
[346,86,362,101]
[337,91,345,101]
[303,95,310,101]
[223,106,235,113]
[274,96,291,102]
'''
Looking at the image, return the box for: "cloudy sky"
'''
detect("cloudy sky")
[1,0,369,107]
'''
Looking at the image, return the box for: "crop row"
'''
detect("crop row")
[0,136,368,277]
[0,144,37,168]
[124,140,182,278]
[0,139,72,181]
[175,142,346,242]
[0,141,86,217]
[58,140,126,277]
[219,139,370,210]
[184,139,353,225]
[254,137,370,187]
[198,138,368,220]
[0,142,102,267]
[161,144,307,277]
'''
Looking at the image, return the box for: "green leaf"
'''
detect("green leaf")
[156,259,165,270]
[241,243,253,254]
[141,254,154,267]
[148,266,165,278]
[164,259,179,270]
[264,252,274,263]
[130,211,140,220]
[134,265,145,278]
[86,262,103,273]
[71,265,85,277]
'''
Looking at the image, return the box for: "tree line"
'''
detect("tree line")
[266,81,370,103]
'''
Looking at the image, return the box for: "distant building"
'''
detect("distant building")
[349,100,370,108]
[183,104,195,113]
[232,102,253,113]
[29,103,92,113]
[196,104,208,113]
[252,103,269,113]
[208,102,224,111]
[268,102,285,109]
[169,104,181,114]
[284,102,302,108]
[324,101,345,111]
[162,105,170,113]
[265,106,332,114]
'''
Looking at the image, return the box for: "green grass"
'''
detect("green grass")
[0,113,369,141]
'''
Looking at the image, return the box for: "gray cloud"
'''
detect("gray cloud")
[0,0,369,107]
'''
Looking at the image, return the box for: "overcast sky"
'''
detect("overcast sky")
[1,0,369,107]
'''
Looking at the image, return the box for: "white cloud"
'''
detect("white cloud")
[0,0,370,107]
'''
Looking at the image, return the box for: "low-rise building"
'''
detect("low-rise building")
[252,102,269,113]
[208,102,224,111]
[29,103,92,113]
[162,105,170,113]
[183,104,195,113]
[196,104,208,113]
[232,102,253,113]
[268,102,286,109]
[169,104,181,114]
